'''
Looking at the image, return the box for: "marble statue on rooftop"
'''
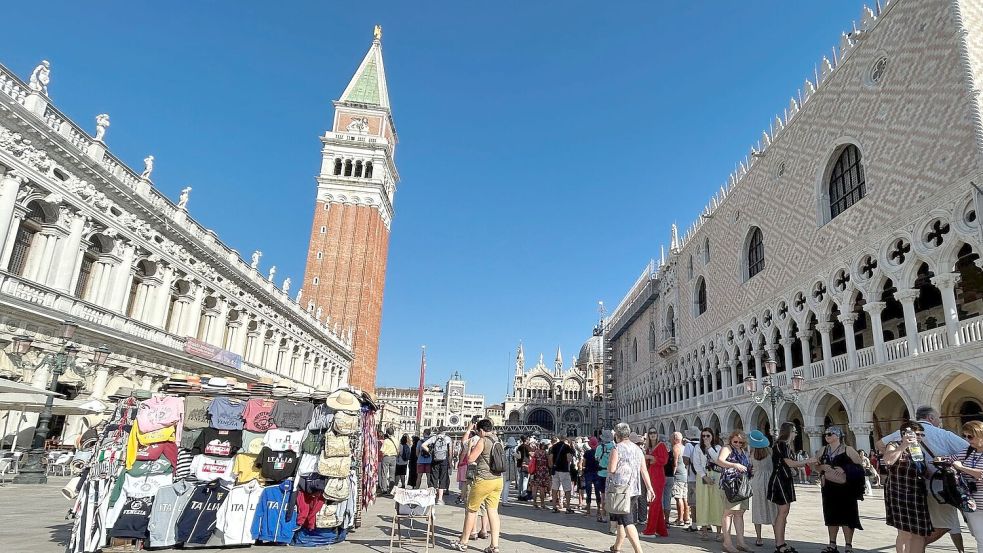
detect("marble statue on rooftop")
[94,114,110,141]
[296,289,303,303]
[316,307,323,320]
[140,155,154,179]
[268,265,276,282]
[178,186,191,210]
[29,61,50,96]
[251,250,262,269]
[282,277,291,294]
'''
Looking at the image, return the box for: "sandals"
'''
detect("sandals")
[477,531,488,539]
[450,542,468,551]
[820,547,839,553]
[483,547,499,553]
[775,544,797,553]
[737,546,752,552]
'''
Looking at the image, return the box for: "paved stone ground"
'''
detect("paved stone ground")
[0,477,972,552]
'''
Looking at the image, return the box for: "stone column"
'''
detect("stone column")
[149,265,175,328]
[816,322,835,376]
[895,289,921,356]
[90,366,110,400]
[108,242,136,313]
[797,331,812,367]
[729,360,738,391]
[0,172,26,257]
[207,300,229,346]
[50,211,87,292]
[780,338,794,372]
[739,355,750,385]
[931,272,962,347]
[838,313,859,370]
[181,284,205,338]
[850,424,873,452]
[805,426,825,456]
[232,320,250,356]
[752,349,763,381]
[0,207,26,269]
[23,231,53,282]
[862,301,887,363]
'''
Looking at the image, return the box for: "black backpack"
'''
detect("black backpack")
[487,437,507,475]
[664,450,676,477]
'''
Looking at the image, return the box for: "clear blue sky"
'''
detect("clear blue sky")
[7,1,867,400]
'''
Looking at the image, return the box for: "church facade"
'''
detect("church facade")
[605,0,983,455]
[504,334,606,437]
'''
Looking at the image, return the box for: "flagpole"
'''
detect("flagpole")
[416,345,426,434]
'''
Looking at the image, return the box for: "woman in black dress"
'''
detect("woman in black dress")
[882,421,933,553]
[815,426,864,553]
[768,422,814,553]
[395,434,410,488]
[409,435,420,489]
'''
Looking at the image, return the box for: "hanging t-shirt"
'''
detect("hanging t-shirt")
[181,428,203,450]
[208,397,247,430]
[270,399,314,430]
[242,398,278,432]
[111,496,154,539]
[134,441,178,470]
[175,448,193,480]
[189,454,235,482]
[183,396,212,430]
[125,421,176,470]
[255,447,298,482]
[128,458,173,478]
[263,429,305,453]
[137,396,185,434]
[307,404,334,430]
[192,428,242,458]
[296,453,319,476]
[233,453,263,484]
[241,430,266,455]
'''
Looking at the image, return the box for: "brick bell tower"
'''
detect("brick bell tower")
[302,25,398,391]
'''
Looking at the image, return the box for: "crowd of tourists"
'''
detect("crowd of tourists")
[374,405,983,553]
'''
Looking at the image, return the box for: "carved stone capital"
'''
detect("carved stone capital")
[931,272,961,290]
[797,330,813,340]
[894,288,920,303]
[838,313,859,325]
[815,322,836,334]
[862,301,886,315]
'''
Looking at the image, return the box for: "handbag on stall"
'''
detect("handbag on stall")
[318,453,350,478]
[324,434,351,458]
[332,411,359,436]
[322,477,351,502]
[316,502,341,528]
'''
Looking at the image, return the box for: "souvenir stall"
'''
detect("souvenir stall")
[65,378,377,552]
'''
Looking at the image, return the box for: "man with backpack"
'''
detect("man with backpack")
[422,429,453,505]
[596,429,615,523]
[450,419,505,552]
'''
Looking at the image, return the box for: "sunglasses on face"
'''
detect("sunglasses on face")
[702,434,712,438]
[824,433,837,437]
[732,441,745,445]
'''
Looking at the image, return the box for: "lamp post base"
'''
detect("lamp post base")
[12,449,49,485]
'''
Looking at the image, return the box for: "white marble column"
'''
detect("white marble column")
[780,338,794,373]
[90,367,110,400]
[895,289,921,356]
[0,172,26,258]
[50,211,87,292]
[23,231,53,282]
[816,322,835,376]
[797,331,813,367]
[932,272,962,347]
[839,313,859,370]
[805,426,824,456]
[753,349,764,380]
[0,207,26,270]
[149,265,175,328]
[108,242,136,313]
[181,284,205,338]
[862,301,887,363]
[729,359,738,390]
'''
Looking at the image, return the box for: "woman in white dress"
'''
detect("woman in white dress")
[749,430,777,547]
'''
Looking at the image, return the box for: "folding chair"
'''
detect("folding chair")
[0,458,12,486]
[390,487,436,552]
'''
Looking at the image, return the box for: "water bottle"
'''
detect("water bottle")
[905,430,924,462]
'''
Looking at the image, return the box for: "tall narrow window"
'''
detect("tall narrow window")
[344,160,353,177]
[747,227,765,279]
[333,158,342,175]
[7,203,44,276]
[696,277,707,315]
[828,144,866,219]
[365,162,374,179]
[354,160,363,178]
[704,238,711,263]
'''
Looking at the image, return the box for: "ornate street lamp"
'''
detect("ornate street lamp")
[745,354,803,440]
[13,322,111,484]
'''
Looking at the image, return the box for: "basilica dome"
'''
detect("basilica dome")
[577,335,603,366]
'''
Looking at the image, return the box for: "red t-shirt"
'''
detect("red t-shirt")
[242,398,278,432]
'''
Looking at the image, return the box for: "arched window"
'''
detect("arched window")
[7,202,45,276]
[632,338,638,362]
[695,277,707,316]
[354,160,363,178]
[747,227,765,279]
[665,306,676,338]
[365,161,373,179]
[828,144,866,219]
[333,158,342,175]
[344,160,353,177]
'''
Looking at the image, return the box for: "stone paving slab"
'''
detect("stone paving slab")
[0,478,972,552]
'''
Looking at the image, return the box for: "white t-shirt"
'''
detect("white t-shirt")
[214,480,264,545]
[263,429,305,453]
[190,454,235,482]
[423,433,453,461]
[882,420,969,476]
[682,442,697,482]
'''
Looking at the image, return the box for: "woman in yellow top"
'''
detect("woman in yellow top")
[451,419,503,553]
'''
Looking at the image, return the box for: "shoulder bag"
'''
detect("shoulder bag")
[720,471,753,503]
[604,482,632,515]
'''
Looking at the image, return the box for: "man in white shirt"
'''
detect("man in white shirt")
[682,429,700,532]
[877,406,968,553]
[422,430,453,505]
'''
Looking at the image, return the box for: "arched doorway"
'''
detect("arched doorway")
[527,409,555,432]
[938,372,983,432]
[506,411,521,425]
[868,385,910,442]
[779,403,806,453]
[816,393,852,444]
[707,414,722,436]
[726,409,743,434]
[750,405,770,439]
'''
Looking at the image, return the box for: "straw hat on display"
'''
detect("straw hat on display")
[325,389,360,412]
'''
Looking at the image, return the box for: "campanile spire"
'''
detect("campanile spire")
[301,26,400,391]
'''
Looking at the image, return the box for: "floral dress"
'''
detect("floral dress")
[532,449,551,489]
